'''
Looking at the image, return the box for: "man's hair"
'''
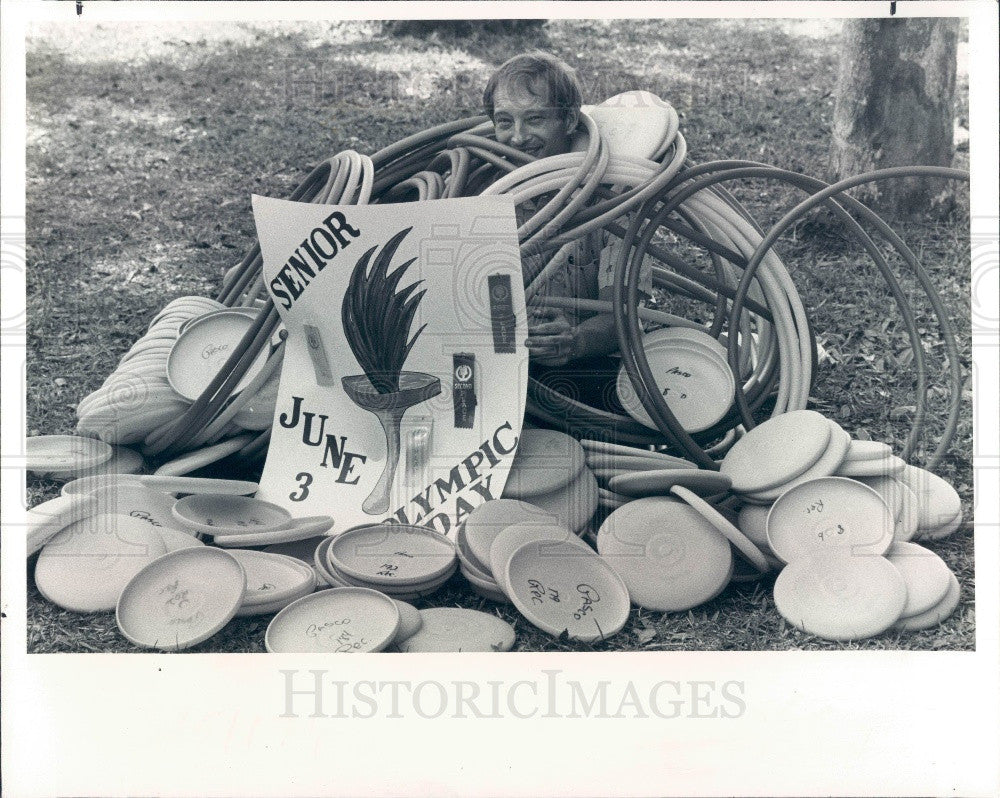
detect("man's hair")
[483,52,584,121]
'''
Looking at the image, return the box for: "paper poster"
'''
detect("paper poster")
[252,195,527,537]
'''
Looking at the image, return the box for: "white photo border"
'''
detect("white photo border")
[2,2,997,796]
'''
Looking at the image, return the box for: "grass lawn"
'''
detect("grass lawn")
[24,18,974,653]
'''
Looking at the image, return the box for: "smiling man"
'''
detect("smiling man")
[483,52,651,413]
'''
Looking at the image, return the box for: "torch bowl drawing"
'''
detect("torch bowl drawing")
[342,371,441,514]
[341,227,441,515]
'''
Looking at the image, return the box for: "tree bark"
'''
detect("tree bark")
[830,19,959,219]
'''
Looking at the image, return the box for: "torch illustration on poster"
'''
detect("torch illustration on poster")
[251,194,527,537]
[340,227,441,514]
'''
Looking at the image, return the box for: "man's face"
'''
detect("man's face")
[491,80,577,159]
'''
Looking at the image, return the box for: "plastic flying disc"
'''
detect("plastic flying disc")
[489,522,583,596]
[669,485,769,573]
[773,552,907,641]
[26,493,100,557]
[597,497,733,612]
[329,523,456,586]
[642,326,729,359]
[720,410,831,494]
[766,477,894,564]
[392,600,423,644]
[892,571,961,632]
[501,429,587,498]
[608,468,732,499]
[852,475,905,520]
[461,566,511,603]
[62,474,258,496]
[399,605,513,651]
[234,567,317,617]
[455,522,494,579]
[616,340,735,433]
[399,607,516,653]
[225,550,316,607]
[844,440,893,462]
[265,588,400,653]
[81,399,190,447]
[233,368,280,431]
[504,538,630,644]
[737,503,773,551]
[26,435,112,476]
[313,537,348,588]
[525,466,600,534]
[166,310,270,402]
[579,439,694,466]
[157,527,206,552]
[889,480,921,542]
[835,455,906,479]
[328,563,457,602]
[923,507,964,540]
[896,465,962,537]
[740,419,852,504]
[35,513,168,612]
[885,542,953,618]
[588,91,675,160]
[458,551,501,588]
[41,441,141,485]
[590,468,625,484]
[86,483,182,533]
[177,306,259,336]
[116,547,245,650]
[152,434,255,477]
[210,515,334,547]
[264,536,327,570]
[462,499,557,577]
[171,494,292,536]
[585,454,697,473]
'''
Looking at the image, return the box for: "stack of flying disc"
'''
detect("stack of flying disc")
[766,476,960,639]
[895,464,964,540]
[388,600,424,649]
[832,439,907,479]
[580,438,699,513]
[227,549,318,616]
[325,523,457,600]
[170,493,334,546]
[616,328,737,434]
[488,521,630,643]
[720,410,852,504]
[500,429,598,534]
[456,499,558,602]
[166,308,269,403]
[25,435,146,482]
[75,297,230,445]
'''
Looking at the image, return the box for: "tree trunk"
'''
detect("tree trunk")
[830,19,959,219]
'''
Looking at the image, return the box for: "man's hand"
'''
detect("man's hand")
[526,307,576,366]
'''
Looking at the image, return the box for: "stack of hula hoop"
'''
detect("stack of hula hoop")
[77,98,969,473]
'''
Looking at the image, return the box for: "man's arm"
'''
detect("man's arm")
[526,286,618,366]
